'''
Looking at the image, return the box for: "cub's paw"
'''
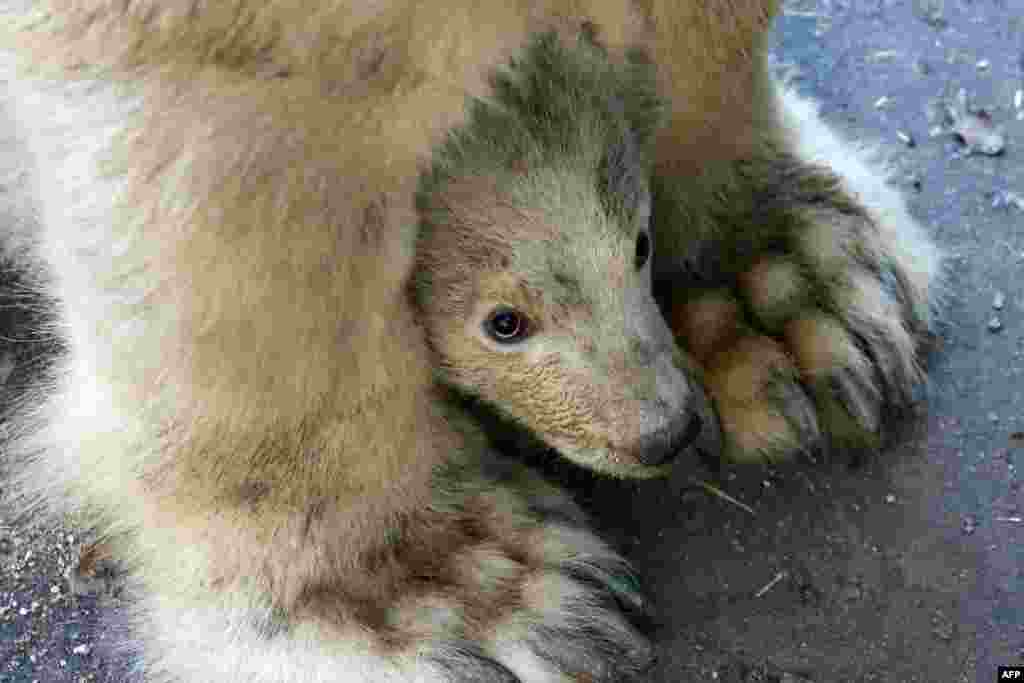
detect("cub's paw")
[394,468,654,682]
[669,205,939,463]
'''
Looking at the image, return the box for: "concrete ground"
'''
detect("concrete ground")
[1,1,1021,681]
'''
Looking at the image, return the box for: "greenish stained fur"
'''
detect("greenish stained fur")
[416,31,661,229]
[650,150,862,280]
[414,32,662,319]
[648,151,891,321]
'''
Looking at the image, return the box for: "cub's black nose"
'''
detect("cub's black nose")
[678,412,704,449]
[637,413,703,466]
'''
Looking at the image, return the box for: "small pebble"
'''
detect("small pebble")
[988,316,1003,332]
[949,89,1006,155]
[962,515,978,535]
[885,494,896,503]
[993,291,1005,310]
[913,0,947,28]
[976,59,991,70]
[1016,90,1023,110]
[72,644,91,655]
[874,96,892,109]
[989,412,1000,423]
[896,130,916,147]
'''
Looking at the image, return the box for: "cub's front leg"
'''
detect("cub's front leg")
[631,0,941,464]
[653,83,942,463]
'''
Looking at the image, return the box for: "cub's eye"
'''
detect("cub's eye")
[484,307,530,343]
[634,231,651,270]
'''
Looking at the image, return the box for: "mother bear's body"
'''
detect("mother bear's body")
[0,2,940,681]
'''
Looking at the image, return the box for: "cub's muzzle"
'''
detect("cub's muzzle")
[634,412,704,466]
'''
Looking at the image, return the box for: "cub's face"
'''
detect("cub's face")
[415,157,719,478]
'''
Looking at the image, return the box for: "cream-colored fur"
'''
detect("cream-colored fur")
[0,1,940,680]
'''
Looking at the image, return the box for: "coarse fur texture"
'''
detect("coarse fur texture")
[0,1,942,681]
[413,34,716,478]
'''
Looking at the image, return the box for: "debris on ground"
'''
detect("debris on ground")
[991,190,1024,211]
[896,130,915,147]
[912,0,948,29]
[947,89,1006,156]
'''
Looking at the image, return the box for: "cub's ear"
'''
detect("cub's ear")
[574,23,663,148]
[615,48,663,151]
[484,32,664,157]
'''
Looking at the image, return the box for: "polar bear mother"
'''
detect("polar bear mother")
[0,2,940,681]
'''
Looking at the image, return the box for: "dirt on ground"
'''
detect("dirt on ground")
[1,1,1022,681]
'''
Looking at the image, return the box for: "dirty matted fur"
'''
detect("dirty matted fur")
[0,1,941,681]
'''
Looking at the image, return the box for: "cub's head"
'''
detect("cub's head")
[413,34,718,477]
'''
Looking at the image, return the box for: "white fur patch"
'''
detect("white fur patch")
[0,51,154,515]
[142,595,449,683]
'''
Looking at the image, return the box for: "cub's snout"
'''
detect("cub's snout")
[633,412,704,467]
